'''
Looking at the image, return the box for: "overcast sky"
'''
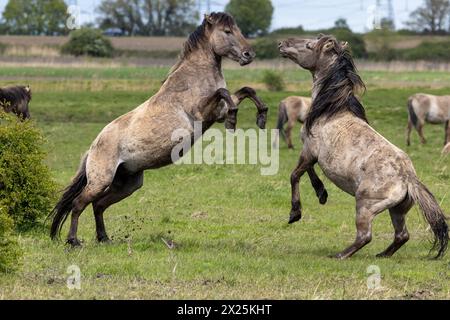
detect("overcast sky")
[0,0,425,33]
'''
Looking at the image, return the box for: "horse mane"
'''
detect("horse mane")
[164,12,236,82]
[305,36,367,135]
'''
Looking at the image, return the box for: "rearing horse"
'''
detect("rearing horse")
[279,35,448,259]
[50,13,268,246]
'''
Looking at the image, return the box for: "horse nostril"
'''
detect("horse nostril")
[243,51,252,59]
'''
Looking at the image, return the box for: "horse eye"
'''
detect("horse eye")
[225,29,232,34]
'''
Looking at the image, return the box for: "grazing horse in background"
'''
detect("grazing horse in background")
[0,85,32,120]
[274,96,311,149]
[279,35,448,259]
[406,94,450,147]
[49,12,268,246]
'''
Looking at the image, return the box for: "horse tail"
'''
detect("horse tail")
[49,154,88,240]
[277,101,288,140]
[407,97,419,128]
[407,176,449,258]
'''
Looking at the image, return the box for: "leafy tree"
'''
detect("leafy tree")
[62,28,114,58]
[226,0,274,37]
[334,18,350,30]
[407,0,450,34]
[1,0,68,35]
[97,0,199,36]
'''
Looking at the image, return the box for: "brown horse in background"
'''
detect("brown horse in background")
[407,94,450,146]
[0,85,32,120]
[49,12,268,246]
[274,96,311,149]
[279,35,448,259]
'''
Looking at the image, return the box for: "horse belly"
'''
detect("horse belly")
[318,161,357,196]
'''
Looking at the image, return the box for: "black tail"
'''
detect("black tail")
[408,98,418,128]
[408,177,449,258]
[277,102,288,141]
[49,154,88,240]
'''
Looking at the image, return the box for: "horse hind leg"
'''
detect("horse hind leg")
[416,123,426,144]
[406,120,413,146]
[67,182,108,246]
[377,198,413,258]
[93,169,144,243]
[334,196,401,259]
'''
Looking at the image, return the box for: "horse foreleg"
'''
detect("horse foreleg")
[307,167,328,205]
[289,152,316,224]
[203,88,239,131]
[233,87,268,129]
[93,170,144,243]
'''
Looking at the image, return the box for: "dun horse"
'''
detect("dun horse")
[0,85,32,120]
[279,35,448,259]
[274,96,311,149]
[406,94,450,146]
[50,13,268,246]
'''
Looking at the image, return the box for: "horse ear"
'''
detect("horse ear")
[323,39,335,52]
[341,41,349,50]
[204,14,215,25]
[317,33,325,39]
[25,85,30,92]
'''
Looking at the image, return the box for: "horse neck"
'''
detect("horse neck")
[171,47,223,84]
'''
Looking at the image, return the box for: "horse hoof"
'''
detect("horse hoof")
[288,211,302,224]
[330,253,346,260]
[66,239,82,248]
[318,189,328,205]
[376,253,390,258]
[98,236,112,244]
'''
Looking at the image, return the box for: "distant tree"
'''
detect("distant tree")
[334,18,350,30]
[407,0,450,34]
[225,0,274,37]
[380,18,395,31]
[97,0,199,36]
[1,0,68,35]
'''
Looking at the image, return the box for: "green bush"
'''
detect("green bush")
[253,38,280,60]
[262,70,285,91]
[62,28,114,58]
[0,112,56,231]
[399,41,450,61]
[0,205,21,273]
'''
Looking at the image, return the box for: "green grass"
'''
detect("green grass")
[0,66,449,300]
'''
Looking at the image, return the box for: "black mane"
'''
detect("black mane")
[164,12,235,82]
[305,38,367,135]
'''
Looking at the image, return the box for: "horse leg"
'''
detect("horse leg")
[286,119,295,149]
[445,121,449,146]
[233,87,268,129]
[377,199,413,258]
[289,151,316,224]
[93,170,144,243]
[307,167,328,205]
[417,123,426,144]
[406,120,413,146]
[334,197,397,259]
[67,183,107,246]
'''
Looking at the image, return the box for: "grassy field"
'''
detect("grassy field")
[0,65,449,300]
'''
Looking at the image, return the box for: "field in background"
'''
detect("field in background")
[0,65,449,299]
[2,34,450,71]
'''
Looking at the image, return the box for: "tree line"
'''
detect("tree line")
[0,0,449,37]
